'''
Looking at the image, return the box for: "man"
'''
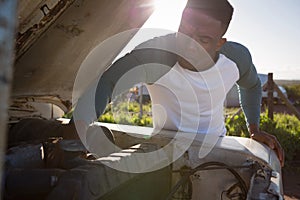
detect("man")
[70,0,284,166]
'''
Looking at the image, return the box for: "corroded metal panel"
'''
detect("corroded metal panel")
[13,0,154,102]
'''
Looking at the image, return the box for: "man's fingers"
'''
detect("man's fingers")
[277,148,284,167]
[251,132,274,149]
[274,140,284,167]
[266,132,284,166]
[251,131,284,167]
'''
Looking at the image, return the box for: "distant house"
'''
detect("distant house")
[132,83,151,103]
[225,73,287,107]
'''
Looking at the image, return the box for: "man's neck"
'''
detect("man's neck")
[177,52,219,72]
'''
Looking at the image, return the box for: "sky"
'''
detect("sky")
[121,0,300,80]
[225,0,300,80]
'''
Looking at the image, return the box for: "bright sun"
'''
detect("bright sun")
[154,0,174,11]
[149,0,187,31]
[114,0,187,61]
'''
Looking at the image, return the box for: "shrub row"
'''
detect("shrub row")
[226,111,300,165]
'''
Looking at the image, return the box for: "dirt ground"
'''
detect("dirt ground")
[283,169,300,200]
[283,141,300,200]
[268,103,300,199]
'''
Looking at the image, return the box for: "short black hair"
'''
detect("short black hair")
[185,0,234,33]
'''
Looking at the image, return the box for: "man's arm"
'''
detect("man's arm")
[220,41,262,126]
[94,48,176,118]
[69,34,177,125]
[220,41,284,166]
[65,35,177,140]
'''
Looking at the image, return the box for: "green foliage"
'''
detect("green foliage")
[283,84,300,105]
[99,112,116,123]
[273,113,300,138]
[62,108,74,119]
[225,113,249,137]
[98,101,153,127]
[259,112,300,162]
[226,110,300,165]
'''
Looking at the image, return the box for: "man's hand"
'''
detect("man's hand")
[248,124,284,167]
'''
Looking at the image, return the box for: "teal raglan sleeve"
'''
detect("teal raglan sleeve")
[72,34,177,125]
[220,41,262,126]
[94,35,177,120]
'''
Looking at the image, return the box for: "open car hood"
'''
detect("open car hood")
[13,0,154,106]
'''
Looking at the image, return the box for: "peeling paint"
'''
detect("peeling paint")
[55,23,84,37]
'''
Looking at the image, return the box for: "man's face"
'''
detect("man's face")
[177,8,226,69]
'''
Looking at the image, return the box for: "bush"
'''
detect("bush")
[98,101,153,127]
[283,84,300,105]
[225,113,248,137]
[259,113,300,163]
[226,111,300,165]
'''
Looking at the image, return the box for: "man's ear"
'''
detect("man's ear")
[216,38,227,51]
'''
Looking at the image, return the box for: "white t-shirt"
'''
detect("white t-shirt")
[147,54,239,136]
